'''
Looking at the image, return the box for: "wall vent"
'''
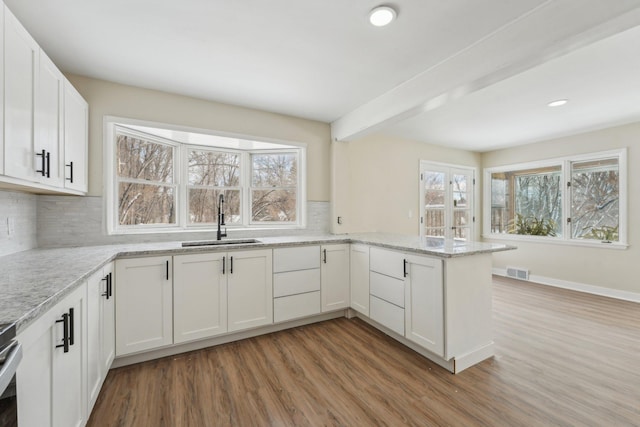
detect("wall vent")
[506,266,529,281]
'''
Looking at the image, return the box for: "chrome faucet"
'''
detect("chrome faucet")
[217,194,227,240]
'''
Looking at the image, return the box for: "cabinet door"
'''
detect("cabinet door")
[16,283,87,427]
[4,6,39,181]
[115,256,173,355]
[228,249,273,332]
[404,254,444,357]
[173,252,227,344]
[16,314,54,427]
[63,81,88,192]
[86,269,104,412]
[34,50,64,186]
[101,262,115,373]
[320,244,350,312]
[350,244,370,315]
[52,285,87,427]
[0,5,4,175]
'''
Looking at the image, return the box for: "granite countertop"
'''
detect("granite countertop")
[0,233,514,333]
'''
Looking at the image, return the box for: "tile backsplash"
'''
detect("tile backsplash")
[0,190,37,256]
[37,196,330,248]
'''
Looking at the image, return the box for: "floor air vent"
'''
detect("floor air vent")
[506,267,529,281]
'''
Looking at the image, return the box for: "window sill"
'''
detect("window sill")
[482,233,629,250]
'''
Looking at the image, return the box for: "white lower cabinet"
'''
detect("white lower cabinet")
[349,244,370,316]
[274,291,321,323]
[17,282,87,427]
[320,244,350,312]
[227,249,273,332]
[404,254,444,357]
[273,246,321,322]
[370,295,405,336]
[115,256,173,356]
[173,252,227,344]
[367,248,445,357]
[87,262,115,413]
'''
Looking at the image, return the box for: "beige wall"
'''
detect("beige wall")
[65,75,331,200]
[482,122,639,294]
[331,133,482,236]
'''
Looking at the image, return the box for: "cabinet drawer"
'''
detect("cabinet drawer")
[274,291,321,323]
[370,271,404,308]
[274,269,320,297]
[370,295,404,336]
[273,246,321,273]
[370,247,406,280]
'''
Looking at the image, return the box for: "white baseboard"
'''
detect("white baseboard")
[493,268,640,303]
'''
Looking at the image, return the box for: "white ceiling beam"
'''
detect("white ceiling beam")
[330,1,640,142]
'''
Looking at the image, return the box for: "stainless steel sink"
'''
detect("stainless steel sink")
[181,239,261,247]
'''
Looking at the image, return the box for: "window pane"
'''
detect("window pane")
[425,209,445,229]
[454,210,469,227]
[571,158,619,241]
[453,192,468,208]
[491,173,508,233]
[188,150,239,186]
[252,154,297,187]
[491,167,562,236]
[252,190,297,222]
[424,172,445,190]
[188,189,241,224]
[425,190,444,206]
[453,227,469,240]
[117,135,173,183]
[425,228,445,237]
[118,183,175,225]
[452,174,467,192]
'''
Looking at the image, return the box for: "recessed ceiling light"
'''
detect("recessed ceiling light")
[369,6,397,27]
[547,99,568,107]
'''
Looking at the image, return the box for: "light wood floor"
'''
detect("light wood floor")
[88,277,640,426]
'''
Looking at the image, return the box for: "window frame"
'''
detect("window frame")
[185,145,244,227]
[104,117,307,235]
[483,148,628,248]
[249,150,303,226]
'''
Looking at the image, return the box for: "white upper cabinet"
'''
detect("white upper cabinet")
[63,81,88,192]
[4,5,39,182]
[1,4,88,193]
[35,50,64,187]
[0,5,4,175]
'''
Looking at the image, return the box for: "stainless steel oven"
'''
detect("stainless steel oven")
[0,323,21,427]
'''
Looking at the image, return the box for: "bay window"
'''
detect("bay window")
[105,118,306,234]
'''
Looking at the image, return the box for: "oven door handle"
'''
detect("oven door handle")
[0,341,22,396]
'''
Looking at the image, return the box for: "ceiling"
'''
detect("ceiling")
[6,0,640,151]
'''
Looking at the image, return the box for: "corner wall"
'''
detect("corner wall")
[331,133,482,237]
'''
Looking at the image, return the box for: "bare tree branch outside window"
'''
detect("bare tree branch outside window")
[188,150,241,224]
[571,158,619,241]
[251,154,297,222]
[117,134,176,225]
